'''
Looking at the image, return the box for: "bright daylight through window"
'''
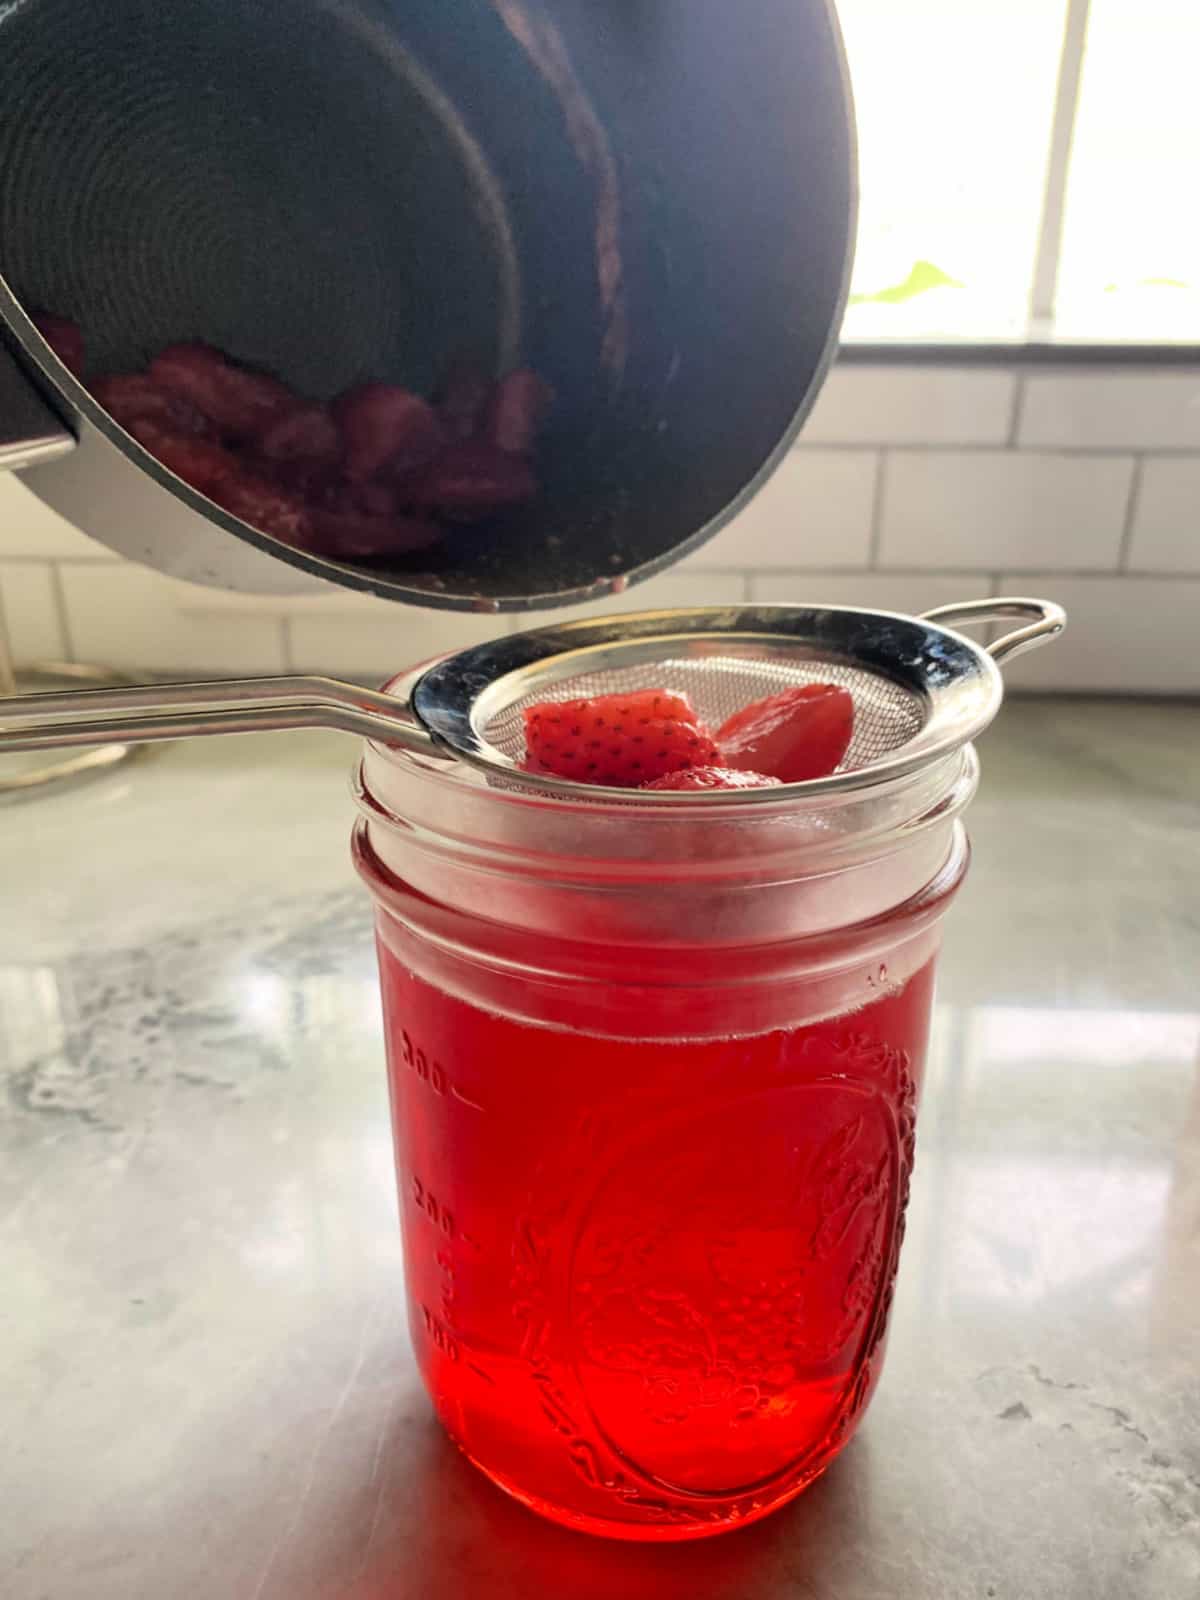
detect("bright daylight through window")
[838,0,1200,344]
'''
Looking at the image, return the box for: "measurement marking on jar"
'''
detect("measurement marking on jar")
[421,1304,459,1361]
[450,1084,486,1113]
[399,1028,485,1112]
[399,1030,447,1093]
[411,1175,456,1237]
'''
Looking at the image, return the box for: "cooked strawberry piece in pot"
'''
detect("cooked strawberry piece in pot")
[254,404,341,465]
[333,383,445,481]
[264,456,342,505]
[49,316,556,567]
[91,373,212,437]
[483,368,555,455]
[127,421,242,496]
[149,343,298,441]
[307,508,443,561]
[409,442,537,520]
[208,474,314,544]
[128,420,311,543]
[436,359,490,440]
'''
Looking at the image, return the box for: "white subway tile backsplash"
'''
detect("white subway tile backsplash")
[685,451,876,570]
[802,366,1015,446]
[997,576,1200,695]
[142,574,346,615]
[879,452,1133,572]
[288,605,503,679]
[517,570,741,630]
[0,562,66,662]
[0,477,116,560]
[1128,458,1200,574]
[1019,371,1200,451]
[57,565,287,675]
[291,575,735,680]
[5,354,1195,697]
[747,571,984,617]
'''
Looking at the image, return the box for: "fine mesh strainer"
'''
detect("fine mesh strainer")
[473,640,924,772]
[0,598,1064,798]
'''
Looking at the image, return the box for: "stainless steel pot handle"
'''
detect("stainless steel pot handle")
[921,597,1067,665]
[0,674,435,755]
[0,340,76,472]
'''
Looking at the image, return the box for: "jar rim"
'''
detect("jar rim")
[352,743,979,869]
[354,816,970,982]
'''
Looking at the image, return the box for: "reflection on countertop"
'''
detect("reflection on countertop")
[1,698,1197,1600]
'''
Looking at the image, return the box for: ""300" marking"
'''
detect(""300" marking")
[399,1030,448,1094]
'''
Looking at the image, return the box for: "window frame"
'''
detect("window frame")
[838,0,1200,362]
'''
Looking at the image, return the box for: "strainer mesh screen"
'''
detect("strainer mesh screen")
[481,652,926,774]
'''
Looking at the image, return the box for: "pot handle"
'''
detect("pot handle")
[0,339,76,472]
[921,597,1067,666]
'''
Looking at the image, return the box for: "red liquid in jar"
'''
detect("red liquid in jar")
[375,915,935,1540]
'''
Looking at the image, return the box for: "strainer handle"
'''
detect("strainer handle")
[0,675,437,754]
[921,597,1067,666]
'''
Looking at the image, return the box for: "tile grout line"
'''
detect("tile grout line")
[793,440,1200,457]
[0,553,119,565]
[48,561,76,662]
[0,563,14,671]
[740,565,1200,581]
[1007,374,1026,448]
[867,451,888,568]
[1116,457,1145,574]
[713,569,1200,582]
[981,571,1007,648]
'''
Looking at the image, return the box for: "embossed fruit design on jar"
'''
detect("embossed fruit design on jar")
[353,673,978,1540]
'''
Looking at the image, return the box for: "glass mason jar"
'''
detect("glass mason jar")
[352,709,978,1541]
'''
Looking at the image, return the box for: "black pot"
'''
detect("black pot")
[0,0,855,610]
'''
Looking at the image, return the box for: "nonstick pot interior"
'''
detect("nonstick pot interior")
[0,0,855,609]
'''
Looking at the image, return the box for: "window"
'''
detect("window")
[1055,0,1200,342]
[837,0,1200,344]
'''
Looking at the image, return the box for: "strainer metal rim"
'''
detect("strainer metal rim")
[409,603,1008,804]
[0,598,1061,777]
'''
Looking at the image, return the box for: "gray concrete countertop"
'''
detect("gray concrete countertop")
[1,699,1197,1599]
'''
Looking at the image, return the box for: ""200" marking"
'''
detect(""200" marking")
[412,1175,456,1238]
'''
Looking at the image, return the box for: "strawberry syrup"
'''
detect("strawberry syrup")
[373,906,936,1539]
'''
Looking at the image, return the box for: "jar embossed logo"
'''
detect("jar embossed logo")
[512,1036,916,1509]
